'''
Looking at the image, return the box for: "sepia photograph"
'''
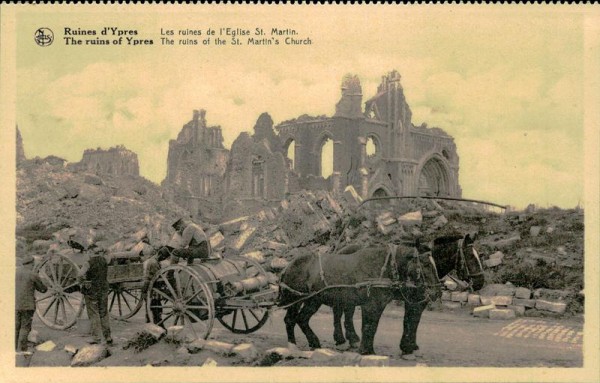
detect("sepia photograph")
[0,3,598,383]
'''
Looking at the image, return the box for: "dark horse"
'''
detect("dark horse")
[330,233,485,357]
[279,243,442,355]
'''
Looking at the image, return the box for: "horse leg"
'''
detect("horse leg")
[332,304,346,346]
[296,300,322,350]
[284,303,301,345]
[343,304,360,348]
[358,299,387,355]
[400,301,427,358]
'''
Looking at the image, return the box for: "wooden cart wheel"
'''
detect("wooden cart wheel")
[146,265,214,341]
[34,254,84,330]
[108,283,144,320]
[217,255,271,334]
[217,307,270,334]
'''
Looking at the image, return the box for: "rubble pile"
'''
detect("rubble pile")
[16,158,188,258]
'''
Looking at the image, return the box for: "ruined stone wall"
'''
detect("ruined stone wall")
[17,127,26,165]
[78,145,140,176]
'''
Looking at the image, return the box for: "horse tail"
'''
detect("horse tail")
[278,252,314,307]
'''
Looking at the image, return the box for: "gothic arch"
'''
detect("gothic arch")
[314,130,334,178]
[369,183,393,197]
[416,153,452,197]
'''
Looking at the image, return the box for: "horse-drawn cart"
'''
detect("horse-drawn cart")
[145,256,278,341]
[34,251,147,330]
[33,250,279,341]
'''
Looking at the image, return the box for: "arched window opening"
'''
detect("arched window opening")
[285,139,296,170]
[366,136,378,158]
[320,138,334,178]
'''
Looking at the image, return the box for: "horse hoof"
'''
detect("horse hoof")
[401,353,417,361]
[414,349,424,358]
[349,342,360,349]
[335,342,349,351]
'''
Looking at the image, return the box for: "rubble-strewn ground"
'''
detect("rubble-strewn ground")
[16,158,585,367]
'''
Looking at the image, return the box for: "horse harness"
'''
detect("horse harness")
[278,244,441,308]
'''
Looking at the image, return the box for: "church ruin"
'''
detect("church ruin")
[163,70,461,221]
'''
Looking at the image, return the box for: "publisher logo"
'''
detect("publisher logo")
[34,28,54,47]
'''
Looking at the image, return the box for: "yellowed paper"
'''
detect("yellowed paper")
[1,3,598,382]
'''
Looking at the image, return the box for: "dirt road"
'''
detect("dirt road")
[28,304,582,367]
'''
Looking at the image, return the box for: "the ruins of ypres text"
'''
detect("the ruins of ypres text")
[163,70,461,222]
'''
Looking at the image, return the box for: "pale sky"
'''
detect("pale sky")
[15,5,589,209]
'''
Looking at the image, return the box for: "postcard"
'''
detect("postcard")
[1,3,598,383]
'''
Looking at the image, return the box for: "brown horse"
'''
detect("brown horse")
[279,243,442,355]
[330,233,484,357]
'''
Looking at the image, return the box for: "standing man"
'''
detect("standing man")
[78,247,112,345]
[16,255,47,352]
[169,217,212,265]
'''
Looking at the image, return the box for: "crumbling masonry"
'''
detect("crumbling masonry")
[163,71,461,221]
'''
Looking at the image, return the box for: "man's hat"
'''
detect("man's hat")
[21,255,34,265]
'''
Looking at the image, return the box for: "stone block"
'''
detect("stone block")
[432,215,448,228]
[508,305,526,316]
[359,355,390,367]
[265,241,287,251]
[71,345,109,367]
[241,250,265,263]
[491,296,513,306]
[444,279,458,291]
[232,343,259,362]
[63,344,79,354]
[35,340,56,352]
[203,340,234,355]
[489,309,516,320]
[467,294,481,306]
[398,211,422,226]
[186,339,206,353]
[442,301,462,310]
[535,299,567,314]
[376,212,396,227]
[479,283,516,297]
[269,257,289,271]
[513,298,536,308]
[27,329,41,344]
[219,216,249,234]
[489,251,505,261]
[232,227,257,252]
[473,305,495,318]
[530,226,541,237]
[78,184,106,202]
[451,291,469,302]
[340,351,362,365]
[202,357,218,367]
[311,348,340,362]
[166,325,184,340]
[176,346,189,355]
[142,323,166,340]
[484,258,502,268]
[343,186,363,206]
[441,290,452,301]
[209,232,225,249]
[514,287,531,299]
[377,222,393,235]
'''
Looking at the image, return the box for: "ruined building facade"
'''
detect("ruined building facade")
[164,71,461,221]
[163,110,229,220]
[77,145,140,176]
[277,71,461,199]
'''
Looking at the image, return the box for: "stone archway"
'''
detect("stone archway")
[418,157,450,197]
[372,188,389,197]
